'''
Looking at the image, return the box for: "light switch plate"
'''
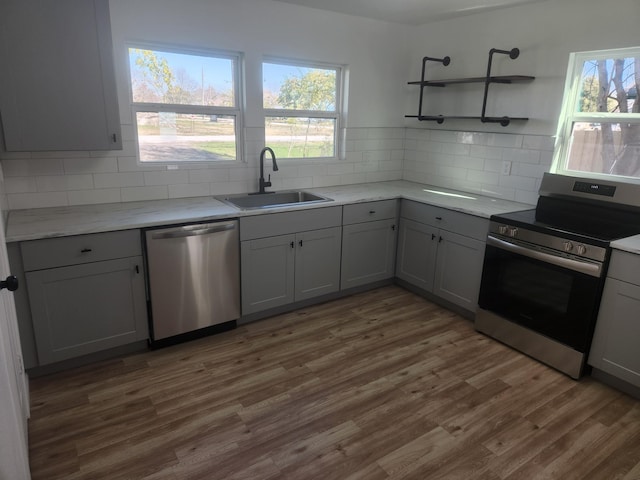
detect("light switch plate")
[501,161,512,175]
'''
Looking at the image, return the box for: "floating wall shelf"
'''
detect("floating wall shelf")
[406,48,535,127]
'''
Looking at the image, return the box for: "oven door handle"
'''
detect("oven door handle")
[486,235,602,277]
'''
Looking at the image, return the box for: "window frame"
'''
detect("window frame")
[262,57,344,161]
[126,42,244,165]
[552,46,640,183]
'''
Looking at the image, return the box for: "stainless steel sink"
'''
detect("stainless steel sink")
[218,190,333,210]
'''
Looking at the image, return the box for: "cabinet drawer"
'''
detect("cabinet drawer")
[21,229,142,271]
[400,200,488,241]
[608,250,640,285]
[240,206,342,241]
[342,200,398,225]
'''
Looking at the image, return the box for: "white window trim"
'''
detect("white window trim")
[552,46,640,182]
[263,57,344,161]
[127,42,244,165]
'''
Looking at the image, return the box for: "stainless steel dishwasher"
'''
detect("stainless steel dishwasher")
[144,220,240,346]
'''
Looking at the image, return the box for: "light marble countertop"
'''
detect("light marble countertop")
[611,235,640,255]
[5,180,535,242]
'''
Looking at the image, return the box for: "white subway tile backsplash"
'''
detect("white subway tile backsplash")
[67,188,121,206]
[143,171,189,186]
[522,135,555,151]
[117,156,164,172]
[467,170,500,185]
[8,191,68,210]
[4,177,37,194]
[2,158,65,177]
[502,148,541,164]
[328,163,354,176]
[94,172,144,189]
[2,125,546,210]
[188,168,230,184]
[64,157,118,174]
[211,181,251,196]
[36,174,94,192]
[168,183,211,199]
[121,185,169,202]
[487,133,523,148]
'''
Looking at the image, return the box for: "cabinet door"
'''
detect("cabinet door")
[395,218,438,291]
[0,0,121,151]
[26,257,147,365]
[295,227,342,302]
[433,230,485,311]
[589,278,640,387]
[241,234,295,315]
[341,219,397,289]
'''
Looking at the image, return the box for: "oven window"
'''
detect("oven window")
[501,259,573,315]
[479,245,603,351]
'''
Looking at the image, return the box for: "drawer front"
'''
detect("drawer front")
[21,229,142,271]
[400,200,488,241]
[608,250,640,285]
[342,200,398,225]
[240,206,342,241]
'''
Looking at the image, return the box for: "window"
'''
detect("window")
[263,59,342,159]
[128,46,242,163]
[553,46,640,181]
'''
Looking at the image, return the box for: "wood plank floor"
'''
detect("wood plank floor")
[28,286,640,479]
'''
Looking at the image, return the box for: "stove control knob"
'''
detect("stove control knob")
[508,227,518,238]
[498,225,508,235]
[576,244,587,255]
[563,241,574,252]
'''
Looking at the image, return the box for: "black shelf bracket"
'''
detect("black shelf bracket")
[416,56,450,122]
[481,48,520,126]
[406,47,533,126]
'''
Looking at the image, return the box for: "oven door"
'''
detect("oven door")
[478,235,605,353]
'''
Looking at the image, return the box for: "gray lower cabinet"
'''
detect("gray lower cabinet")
[395,200,488,312]
[341,200,398,290]
[19,229,148,365]
[396,218,438,291]
[589,250,640,387]
[241,234,296,314]
[240,207,343,316]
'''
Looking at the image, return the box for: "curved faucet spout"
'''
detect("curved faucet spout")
[258,147,278,194]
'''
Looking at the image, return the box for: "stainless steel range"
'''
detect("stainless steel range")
[476,173,640,379]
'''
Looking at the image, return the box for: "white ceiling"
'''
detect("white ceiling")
[272,0,548,25]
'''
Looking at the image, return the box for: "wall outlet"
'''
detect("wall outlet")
[501,160,512,175]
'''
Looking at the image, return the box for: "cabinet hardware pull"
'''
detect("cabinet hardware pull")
[0,275,18,292]
[290,241,294,248]
[80,248,92,253]
[435,216,443,220]
[439,236,443,243]
[391,225,396,231]
[369,210,376,214]
[111,133,117,143]
[299,240,303,247]
[135,265,140,274]
[431,233,436,240]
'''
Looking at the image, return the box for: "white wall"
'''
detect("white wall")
[403,0,640,204]
[0,0,408,209]
[2,0,639,209]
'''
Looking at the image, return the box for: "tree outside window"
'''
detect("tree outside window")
[555,47,640,181]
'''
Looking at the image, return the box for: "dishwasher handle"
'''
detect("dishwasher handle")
[150,222,236,240]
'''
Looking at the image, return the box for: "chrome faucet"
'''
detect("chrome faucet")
[257,147,278,194]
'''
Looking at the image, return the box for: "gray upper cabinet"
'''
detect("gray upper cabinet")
[20,230,148,365]
[396,200,488,312]
[240,207,342,316]
[0,0,121,151]
[341,200,399,290]
[589,250,640,387]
